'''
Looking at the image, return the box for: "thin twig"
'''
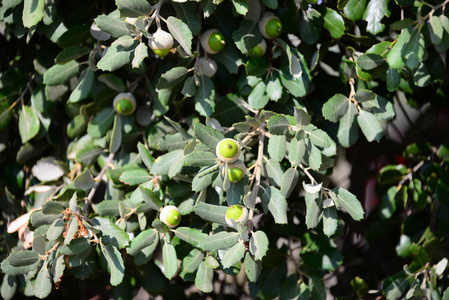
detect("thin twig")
[299,164,317,185]
[83,152,115,213]
[423,0,449,20]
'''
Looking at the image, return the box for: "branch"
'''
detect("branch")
[299,164,317,185]
[83,152,115,213]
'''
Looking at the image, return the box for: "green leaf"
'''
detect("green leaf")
[386,67,400,92]
[278,63,311,98]
[304,138,322,171]
[299,11,320,45]
[73,169,95,191]
[332,187,364,221]
[362,95,395,121]
[116,0,152,18]
[68,67,94,103]
[316,7,345,38]
[404,28,425,70]
[214,46,244,74]
[248,80,269,110]
[23,0,45,28]
[262,186,288,224]
[109,114,122,154]
[357,110,383,142]
[280,168,299,198]
[98,74,126,92]
[120,169,150,185]
[305,192,322,229]
[150,149,184,176]
[244,252,262,282]
[75,145,103,166]
[57,24,90,49]
[43,60,80,86]
[387,28,411,69]
[1,274,17,300]
[193,202,227,224]
[233,20,262,54]
[139,185,163,210]
[246,57,268,77]
[157,67,189,90]
[42,201,64,215]
[167,16,193,56]
[64,217,79,245]
[195,261,214,293]
[7,250,40,267]
[0,101,13,130]
[137,142,154,169]
[357,53,385,70]
[59,238,91,255]
[266,74,283,101]
[265,159,284,188]
[192,165,219,192]
[102,242,125,286]
[97,44,134,72]
[289,137,306,167]
[222,242,246,269]
[32,156,66,182]
[267,114,289,135]
[132,42,148,68]
[363,0,390,34]
[46,219,65,241]
[95,14,130,38]
[429,15,443,45]
[322,94,349,123]
[294,107,311,126]
[195,75,215,117]
[92,217,130,249]
[55,46,91,64]
[184,151,217,167]
[97,200,120,217]
[249,231,269,260]
[173,227,207,247]
[34,264,52,299]
[19,106,40,144]
[87,107,115,138]
[193,122,225,150]
[323,206,338,237]
[173,2,201,36]
[343,0,366,20]
[383,273,409,300]
[197,231,239,251]
[162,242,178,279]
[181,248,204,273]
[268,135,286,162]
[232,0,248,15]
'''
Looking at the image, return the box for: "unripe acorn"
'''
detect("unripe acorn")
[201,29,226,54]
[225,205,248,227]
[160,205,181,228]
[195,57,218,78]
[113,92,137,115]
[90,22,111,41]
[216,138,241,163]
[222,160,247,183]
[148,29,174,57]
[258,13,282,39]
[249,39,267,57]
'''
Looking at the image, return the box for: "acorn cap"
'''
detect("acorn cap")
[113,92,137,115]
[225,205,248,227]
[216,138,241,163]
[258,13,282,39]
[195,57,218,78]
[201,29,226,54]
[90,22,111,41]
[160,205,181,228]
[148,29,174,50]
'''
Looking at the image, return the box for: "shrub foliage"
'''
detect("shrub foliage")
[1,0,449,298]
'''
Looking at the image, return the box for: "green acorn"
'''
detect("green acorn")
[216,138,241,163]
[160,205,181,228]
[225,205,248,227]
[249,39,267,57]
[195,57,218,78]
[222,160,247,183]
[148,29,174,57]
[113,92,137,115]
[201,29,226,54]
[258,13,282,39]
